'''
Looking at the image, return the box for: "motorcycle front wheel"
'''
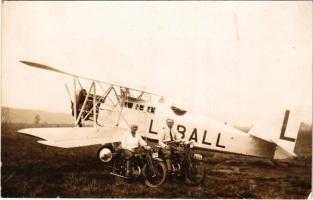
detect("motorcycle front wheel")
[184,160,204,185]
[142,160,167,188]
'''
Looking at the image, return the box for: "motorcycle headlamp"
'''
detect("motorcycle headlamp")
[189,142,194,148]
[193,153,203,160]
[98,148,113,162]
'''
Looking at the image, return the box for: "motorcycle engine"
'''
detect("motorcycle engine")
[132,166,141,177]
[172,163,181,172]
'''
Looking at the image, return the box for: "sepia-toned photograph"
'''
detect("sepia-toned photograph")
[1,1,312,198]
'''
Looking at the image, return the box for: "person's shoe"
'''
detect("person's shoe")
[167,170,173,176]
[126,170,131,178]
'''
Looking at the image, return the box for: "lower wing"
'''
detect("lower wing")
[18,126,126,148]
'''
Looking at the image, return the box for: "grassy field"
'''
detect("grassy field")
[1,123,311,198]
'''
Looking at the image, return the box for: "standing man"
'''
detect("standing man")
[121,124,149,177]
[159,118,182,175]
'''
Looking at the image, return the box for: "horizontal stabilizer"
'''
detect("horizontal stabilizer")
[248,109,306,159]
[273,142,297,159]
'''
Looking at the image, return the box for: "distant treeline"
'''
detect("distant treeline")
[2,107,73,124]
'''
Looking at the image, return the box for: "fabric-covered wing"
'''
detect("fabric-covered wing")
[18,126,127,148]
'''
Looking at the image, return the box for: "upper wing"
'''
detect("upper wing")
[20,60,160,96]
[20,61,73,76]
[18,126,127,148]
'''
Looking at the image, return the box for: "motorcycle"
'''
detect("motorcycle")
[97,142,167,188]
[156,140,204,185]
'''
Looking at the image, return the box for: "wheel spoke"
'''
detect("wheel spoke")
[185,160,204,185]
[144,162,166,187]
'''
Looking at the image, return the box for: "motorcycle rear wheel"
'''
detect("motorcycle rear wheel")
[142,161,167,188]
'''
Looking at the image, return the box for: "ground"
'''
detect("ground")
[1,123,311,198]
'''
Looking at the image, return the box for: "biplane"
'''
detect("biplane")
[18,61,305,159]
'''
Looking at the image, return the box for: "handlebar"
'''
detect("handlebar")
[166,140,183,145]
[133,146,152,153]
[165,140,194,150]
[166,140,193,146]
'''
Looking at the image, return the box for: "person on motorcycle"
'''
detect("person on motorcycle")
[159,118,182,175]
[121,124,150,177]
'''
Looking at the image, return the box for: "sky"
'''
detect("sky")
[2,1,312,125]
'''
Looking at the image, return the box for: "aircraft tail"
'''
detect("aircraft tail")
[249,109,311,159]
[293,122,312,158]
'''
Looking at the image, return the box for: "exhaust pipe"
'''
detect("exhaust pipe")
[110,172,129,179]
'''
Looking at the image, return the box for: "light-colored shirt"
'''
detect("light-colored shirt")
[121,131,147,151]
[159,127,181,148]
